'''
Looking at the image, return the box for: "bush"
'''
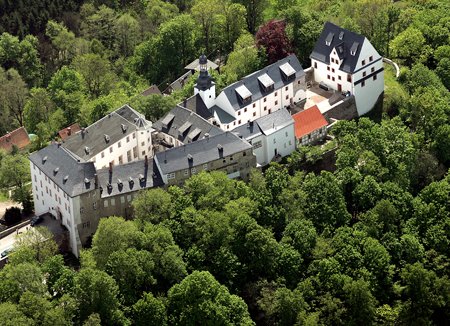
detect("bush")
[3,206,22,226]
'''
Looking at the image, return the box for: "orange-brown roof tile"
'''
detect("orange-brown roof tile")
[58,123,81,140]
[293,105,328,139]
[0,126,30,152]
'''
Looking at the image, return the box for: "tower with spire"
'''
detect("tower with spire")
[194,54,216,109]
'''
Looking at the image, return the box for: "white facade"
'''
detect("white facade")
[312,39,384,116]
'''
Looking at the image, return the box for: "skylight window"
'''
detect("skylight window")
[350,42,359,56]
[325,32,334,46]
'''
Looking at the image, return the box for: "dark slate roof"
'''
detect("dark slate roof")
[221,54,305,111]
[155,132,252,174]
[61,112,136,160]
[141,85,162,96]
[96,159,164,198]
[164,70,193,94]
[115,105,150,127]
[29,144,96,197]
[212,105,235,124]
[256,108,294,135]
[182,93,213,120]
[153,106,223,144]
[310,22,366,73]
[185,58,218,72]
[232,108,293,139]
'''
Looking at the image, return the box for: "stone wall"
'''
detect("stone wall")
[323,96,358,121]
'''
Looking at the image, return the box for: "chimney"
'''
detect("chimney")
[81,128,85,139]
[144,155,148,166]
[67,127,72,136]
[109,162,113,173]
[217,144,223,158]
[94,173,98,189]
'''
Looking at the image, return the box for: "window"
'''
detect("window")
[327,66,330,71]
[238,111,241,116]
[141,141,145,146]
[268,109,272,114]
[363,71,366,77]
[275,92,278,96]
[285,131,288,137]
[275,100,278,105]
[118,141,121,148]
[373,74,377,81]
[168,173,175,180]
[347,74,352,82]
[285,86,288,91]
[361,80,365,87]
[142,151,145,155]
[127,195,132,202]
[133,146,138,158]
[289,140,292,146]
[244,108,247,112]
[118,155,123,164]
[93,202,97,210]
[362,60,365,66]
[132,133,136,139]
[227,125,230,129]
[369,56,373,62]
[101,152,105,158]
[83,221,90,229]
[120,196,125,204]
[332,77,335,81]
[263,98,267,102]
[184,169,189,176]
[327,75,330,80]
[338,75,341,80]
[126,136,130,143]
[273,138,276,144]
[332,68,335,73]
[203,164,208,170]
[238,120,241,124]
[253,112,256,117]
[371,67,375,73]
[264,106,267,111]
[104,200,109,208]
[314,62,317,69]
[45,176,47,182]
[40,180,42,187]
[233,121,236,126]
[191,167,196,174]
[111,198,115,206]
[55,194,57,201]
[109,147,113,153]
[253,140,262,149]
[34,175,37,182]
[80,207,84,214]
[127,150,132,162]
[253,103,256,108]
[331,58,334,63]
[286,95,289,100]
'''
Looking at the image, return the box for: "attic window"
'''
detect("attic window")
[42,156,48,164]
[117,179,122,186]
[107,183,112,190]
[139,174,145,182]
[279,62,295,80]
[235,85,252,104]
[178,121,192,135]
[84,178,90,184]
[85,146,90,154]
[161,113,175,128]
[350,42,359,56]
[339,31,344,40]
[63,175,69,183]
[187,154,193,161]
[217,144,223,151]
[258,74,274,92]
[53,167,59,175]
[104,134,110,143]
[325,32,334,46]
[121,124,127,133]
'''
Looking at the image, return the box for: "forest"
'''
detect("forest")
[0,0,449,325]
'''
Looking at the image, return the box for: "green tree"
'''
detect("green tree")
[0,153,31,211]
[0,302,33,326]
[191,0,221,54]
[167,271,254,325]
[23,88,55,134]
[235,0,267,34]
[15,227,58,263]
[115,13,139,57]
[343,279,377,326]
[133,188,173,224]
[0,68,29,128]
[390,27,429,66]
[132,292,167,326]
[130,94,176,122]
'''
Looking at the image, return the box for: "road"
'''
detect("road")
[0,225,29,256]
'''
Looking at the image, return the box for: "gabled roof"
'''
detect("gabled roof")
[310,22,367,73]
[292,106,328,139]
[62,106,150,160]
[232,108,293,140]
[155,132,251,175]
[96,158,164,198]
[220,54,305,111]
[182,93,213,120]
[184,58,218,72]
[164,70,193,94]
[153,106,223,144]
[0,127,30,152]
[58,123,81,141]
[29,144,96,197]
[141,85,162,96]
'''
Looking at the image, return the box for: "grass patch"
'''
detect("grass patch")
[383,63,409,117]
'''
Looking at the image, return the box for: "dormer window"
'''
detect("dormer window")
[258,73,274,92]
[339,31,344,40]
[279,62,295,80]
[235,84,252,104]
[104,134,110,143]
[325,32,334,46]
[350,42,359,56]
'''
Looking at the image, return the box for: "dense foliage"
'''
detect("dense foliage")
[0,0,449,325]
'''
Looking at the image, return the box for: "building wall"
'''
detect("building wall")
[196,84,216,109]
[298,126,327,146]
[264,123,296,164]
[247,134,266,166]
[136,126,154,159]
[162,148,256,186]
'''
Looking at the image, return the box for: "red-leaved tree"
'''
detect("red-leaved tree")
[256,19,293,64]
